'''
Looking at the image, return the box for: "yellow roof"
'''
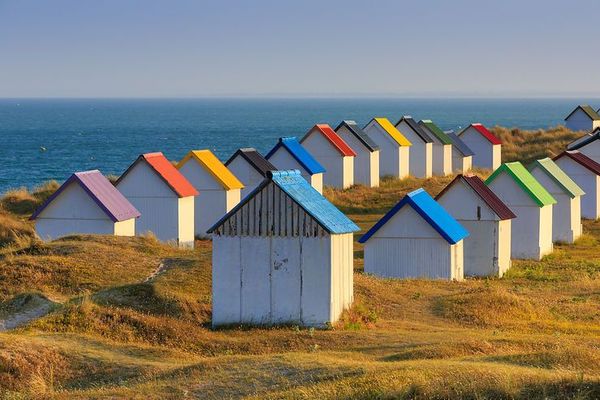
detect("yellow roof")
[177,150,244,190]
[374,117,412,146]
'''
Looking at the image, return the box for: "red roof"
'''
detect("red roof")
[553,151,600,175]
[436,174,515,220]
[118,152,199,198]
[304,124,357,157]
[470,123,502,145]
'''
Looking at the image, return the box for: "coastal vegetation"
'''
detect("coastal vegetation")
[0,126,598,399]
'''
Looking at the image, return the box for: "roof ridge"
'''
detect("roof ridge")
[485,162,556,207]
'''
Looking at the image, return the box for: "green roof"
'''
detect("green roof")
[529,158,585,198]
[419,120,453,145]
[485,162,556,207]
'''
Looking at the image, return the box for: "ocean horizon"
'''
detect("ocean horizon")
[2,97,598,193]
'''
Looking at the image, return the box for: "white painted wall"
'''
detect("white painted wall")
[178,159,239,238]
[177,196,195,247]
[363,206,463,280]
[578,140,600,164]
[554,156,600,219]
[396,121,432,178]
[436,180,511,277]
[432,144,452,176]
[211,234,353,327]
[114,218,136,236]
[267,147,322,193]
[487,172,552,260]
[363,121,407,179]
[530,166,582,243]
[116,161,182,246]
[301,130,354,189]
[458,127,502,170]
[227,156,265,198]
[336,125,379,187]
[566,109,600,132]
[452,153,472,173]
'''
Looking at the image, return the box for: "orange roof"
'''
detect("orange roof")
[302,124,357,157]
[118,152,199,198]
[177,150,244,190]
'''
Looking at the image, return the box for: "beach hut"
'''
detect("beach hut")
[529,158,584,243]
[177,150,243,237]
[359,188,468,281]
[395,116,433,178]
[436,175,515,277]
[566,127,600,163]
[225,148,277,199]
[445,130,474,172]
[31,170,140,240]
[485,162,556,260]
[300,124,357,189]
[265,137,325,194]
[335,120,380,187]
[419,120,452,176]
[457,123,502,170]
[564,105,600,132]
[115,152,198,248]
[553,151,600,220]
[362,117,411,179]
[208,169,359,327]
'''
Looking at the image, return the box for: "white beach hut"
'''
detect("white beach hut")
[564,105,600,132]
[553,151,600,220]
[566,128,600,163]
[335,120,380,187]
[31,170,140,240]
[115,152,198,248]
[395,116,433,178]
[445,130,474,172]
[485,162,556,260]
[359,188,468,281]
[457,123,502,170]
[208,170,359,327]
[225,148,277,198]
[363,117,411,179]
[265,137,326,194]
[529,158,584,243]
[436,174,515,277]
[419,120,453,176]
[300,124,357,189]
[177,150,243,237]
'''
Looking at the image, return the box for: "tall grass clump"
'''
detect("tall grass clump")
[1,180,59,216]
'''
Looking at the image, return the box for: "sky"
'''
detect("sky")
[0,0,599,98]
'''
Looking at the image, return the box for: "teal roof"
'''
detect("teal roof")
[530,158,585,198]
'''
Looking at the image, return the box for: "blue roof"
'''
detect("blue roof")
[359,188,469,244]
[265,137,326,175]
[208,170,358,235]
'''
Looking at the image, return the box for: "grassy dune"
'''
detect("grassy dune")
[0,126,598,399]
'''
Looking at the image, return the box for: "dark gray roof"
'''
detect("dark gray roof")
[567,128,600,151]
[564,105,600,121]
[334,120,379,152]
[225,148,277,177]
[395,116,433,143]
[445,130,475,156]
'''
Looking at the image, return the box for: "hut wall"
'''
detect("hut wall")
[363,206,460,280]
[399,146,410,179]
[538,204,554,257]
[364,123,400,178]
[302,131,352,189]
[555,157,600,219]
[113,218,136,236]
[396,120,432,178]
[432,144,452,176]
[267,148,320,192]
[336,126,379,187]
[227,156,264,198]
[566,109,598,132]
[310,173,323,194]
[178,196,195,247]
[579,140,600,164]
[116,161,179,242]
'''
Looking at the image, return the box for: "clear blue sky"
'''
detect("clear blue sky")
[1,0,598,98]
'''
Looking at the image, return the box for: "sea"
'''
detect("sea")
[1,97,598,193]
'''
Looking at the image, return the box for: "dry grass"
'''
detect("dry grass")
[493,125,582,164]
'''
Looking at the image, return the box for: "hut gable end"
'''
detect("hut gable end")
[212,181,327,237]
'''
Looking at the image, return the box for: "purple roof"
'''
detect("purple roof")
[31,170,141,222]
